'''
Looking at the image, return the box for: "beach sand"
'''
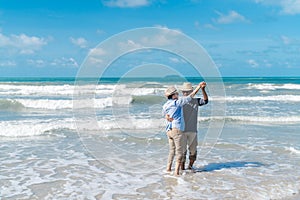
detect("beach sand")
[284,191,300,200]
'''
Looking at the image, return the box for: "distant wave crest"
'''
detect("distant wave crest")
[247,83,300,90]
[199,116,300,124]
[0,99,25,111]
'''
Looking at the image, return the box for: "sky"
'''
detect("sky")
[0,0,300,77]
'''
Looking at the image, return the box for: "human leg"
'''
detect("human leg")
[187,132,198,169]
[166,131,175,172]
[181,132,188,170]
[172,129,184,175]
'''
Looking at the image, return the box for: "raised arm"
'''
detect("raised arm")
[189,82,202,98]
[200,82,208,101]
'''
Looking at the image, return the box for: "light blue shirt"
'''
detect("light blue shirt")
[162,96,192,132]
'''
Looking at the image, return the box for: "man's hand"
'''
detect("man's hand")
[200,81,206,89]
[166,114,173,122]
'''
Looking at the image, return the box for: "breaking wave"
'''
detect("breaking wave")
[0,99,25,111]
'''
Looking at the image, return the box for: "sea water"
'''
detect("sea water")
[0,77,299,199]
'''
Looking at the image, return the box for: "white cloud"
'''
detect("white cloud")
[195,21,219,31]
[194,21,200,29]
[281,35,291,45]
[0,33,10,46]
[96,29,105,35]
[153,25,168,29]
[169,57,186,64]
[214,10,250,24]
[255,0,300,15]
[247,59,259,68]
[0,33,47,54]
[102,0,150,8]
[50,57,78,68]
[89,47,106,56]
[27,59,45,67]
[169,57,180,63]
[117,27,182,48]
[67,58,78,67]
[280,0,300,14]
[70,37,88,48]
[263,59,272,67]
[141,34,174,47]
[0,60,16,67]
[13,34,46,47]
[26,57,78,68]
[204,23,219,30]
[279,35,300,45]
[154,25,182,35]
[118,39,143,50]
[86,48,106,66]
[87,57,103,65]
[215,62,223,68]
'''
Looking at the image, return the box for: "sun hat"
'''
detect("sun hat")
[180,82,193,91]
[165,86,178,97]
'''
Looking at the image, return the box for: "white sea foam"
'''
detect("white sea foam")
[18,98,116,109]
[199,116,300,124]
[0,119,75,137]
[2,115,299,138]
[212,95,300,102]
[0,83,163,96]
[10,97,130,110]
[3,92,164,110]
[5,94,300,111]
[0,84,116,96]
[113,87,161,96]
[247,83,300,90]
[0,118,165,137]
[97,118,164,130]
[286,147,300,155]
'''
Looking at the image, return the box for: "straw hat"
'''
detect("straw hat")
[165,86,178,97]
[180,82,193,91]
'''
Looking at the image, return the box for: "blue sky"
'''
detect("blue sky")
[0,0,300,77]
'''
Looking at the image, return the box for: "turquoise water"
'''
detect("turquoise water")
[1,76,300,83]
[0,77,299,199]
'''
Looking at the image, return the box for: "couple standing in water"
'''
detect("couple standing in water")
[163,82,208,175]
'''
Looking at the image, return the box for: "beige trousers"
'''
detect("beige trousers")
[182,131,198,163]
[166,128,184,169]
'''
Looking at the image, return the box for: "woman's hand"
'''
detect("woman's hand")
[166,114,173,122]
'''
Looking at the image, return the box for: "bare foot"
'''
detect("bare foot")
[174,171,180,176]
[181,162,185,170]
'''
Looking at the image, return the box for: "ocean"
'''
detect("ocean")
[0,77,299,199]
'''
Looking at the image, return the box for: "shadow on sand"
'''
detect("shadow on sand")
[194,161,264,172]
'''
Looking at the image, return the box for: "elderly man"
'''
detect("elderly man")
[180,82,208,170]
[162,82,203,175]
